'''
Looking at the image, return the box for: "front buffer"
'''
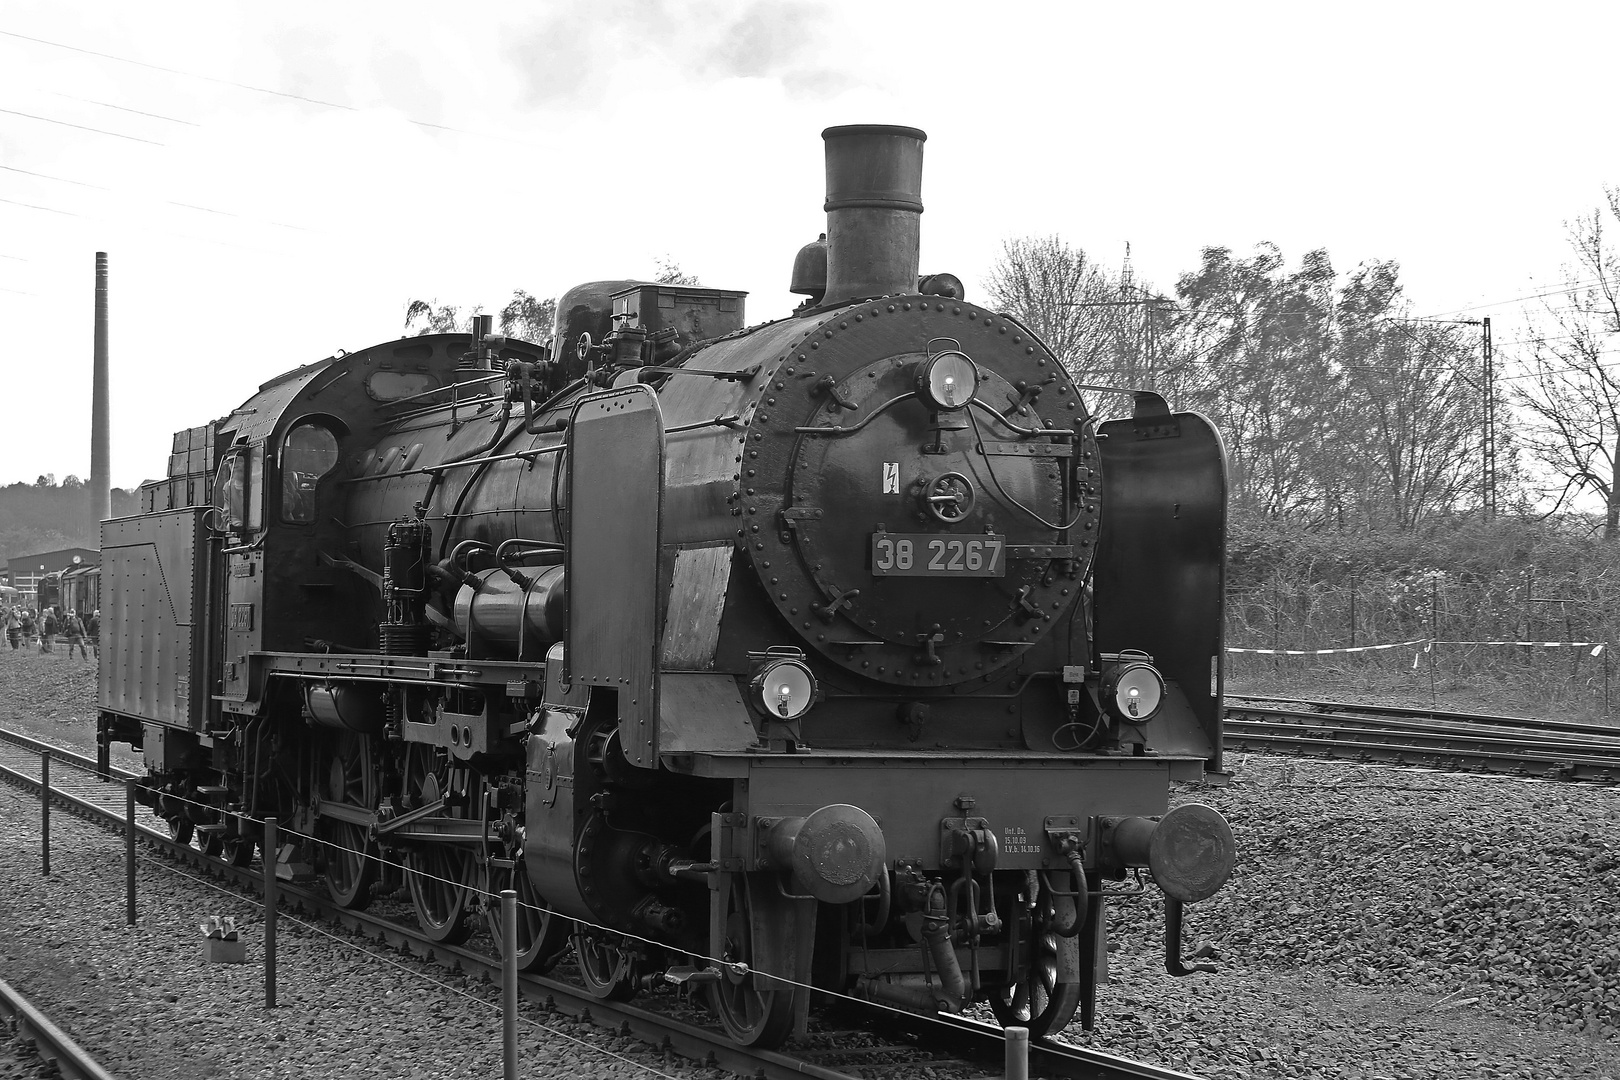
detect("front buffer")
[695,751,1235,1040]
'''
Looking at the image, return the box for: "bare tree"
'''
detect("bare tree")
[1335,263,1485,528]
[981,236,1137,380]
[654,257,700,286]
[1514,191,1620,538]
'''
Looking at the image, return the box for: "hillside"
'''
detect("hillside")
[0,477,140,564]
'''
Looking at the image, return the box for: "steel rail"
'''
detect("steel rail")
[1225,706,1620,755]
[1225,718,1620,784]
[1228,694,1620,740]
[1298,714,1620,749]
[0,746,862,1080]
[0,975,121,1080]
[938,1014,1206,1080]
[0,725,1190,1080]
[0,727,125,777]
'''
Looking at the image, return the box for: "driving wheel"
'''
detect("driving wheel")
[988,872,1081,1037]
[486,859,568,973]
[318,732,378,909]
[402,748,475,944]
[711,872,800,1048]
[573,930,638,1002]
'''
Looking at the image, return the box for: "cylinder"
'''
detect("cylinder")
[1108,804,1236,904]
[761,803,885,905]
[1005,1026,1030,1080]
[820,125,926,308]
[384,518,430,596]
[125,778,137,925]
[40,752,50,875]
[501,889,518,1080]
[453,565,567,660]
[305,684,385,734]
[264,816,279,1009]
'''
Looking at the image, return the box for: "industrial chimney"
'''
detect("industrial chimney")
[818,125,926,308]
[90,252,110,523]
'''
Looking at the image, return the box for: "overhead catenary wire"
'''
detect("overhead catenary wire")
[0,28,543,148]
[44,89,200,126]
[0,195,89,218]
[0,161,325,238]
[0,105,165,145]
[0,163,108,190]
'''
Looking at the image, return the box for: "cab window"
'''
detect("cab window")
[280,423,339,524]
[214,451,247,531]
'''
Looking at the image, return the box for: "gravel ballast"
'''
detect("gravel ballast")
[4,650,1620,1078]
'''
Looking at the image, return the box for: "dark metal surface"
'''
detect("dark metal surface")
[820,125,926,307]
[99,508,211,729]
[1093,410,1227,768]
[564,385,666,767]
[741,300,1096,685]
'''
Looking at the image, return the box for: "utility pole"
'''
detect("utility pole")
[91,253,111,524]
[1397,315,1494,521]
[1118,245,1137,385]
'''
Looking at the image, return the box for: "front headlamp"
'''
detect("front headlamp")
[915,351,978,412]
[1101,655,1165,723]
[751,657,817,720]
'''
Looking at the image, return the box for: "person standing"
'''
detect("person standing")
[86,609,100,659]
[20,607,34,647]
[62,610,87,660]
[39,607,56,653]
[3,607,19,650]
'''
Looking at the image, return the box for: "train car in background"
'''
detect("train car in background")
[59,564,100,621]
[35,572,61,614]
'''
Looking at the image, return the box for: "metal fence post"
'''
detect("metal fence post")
[1429,577,1439,708]
[502,888,518,1080]
[1349,574,1357,650]
[1004,1025,1029,1080]
[125,778,137,925]
[263,817,278,1008]
[40,752,49,875]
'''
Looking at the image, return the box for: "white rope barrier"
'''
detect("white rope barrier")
[1227,637,1428,656]
[1229,638,1607,657]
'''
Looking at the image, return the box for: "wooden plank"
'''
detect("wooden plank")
[660,543,731,669]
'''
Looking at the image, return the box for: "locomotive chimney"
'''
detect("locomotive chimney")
[90,252,110,524]
[819,124,926,308]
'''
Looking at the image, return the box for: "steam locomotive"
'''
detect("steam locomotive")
[96,125,1235,1047]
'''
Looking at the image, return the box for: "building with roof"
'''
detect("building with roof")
[7,548,98,607]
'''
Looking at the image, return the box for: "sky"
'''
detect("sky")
[2,1,1618,490]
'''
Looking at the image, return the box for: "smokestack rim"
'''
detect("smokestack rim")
[821,125,927,213]
[821,123,927,142]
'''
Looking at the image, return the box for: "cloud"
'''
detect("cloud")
[500,0,859,108]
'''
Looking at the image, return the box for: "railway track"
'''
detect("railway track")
[1225,696,1620,783]
[0,974,119,1080]
[0,725,1200,1080]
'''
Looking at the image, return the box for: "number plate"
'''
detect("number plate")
[870,533,1006,578]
